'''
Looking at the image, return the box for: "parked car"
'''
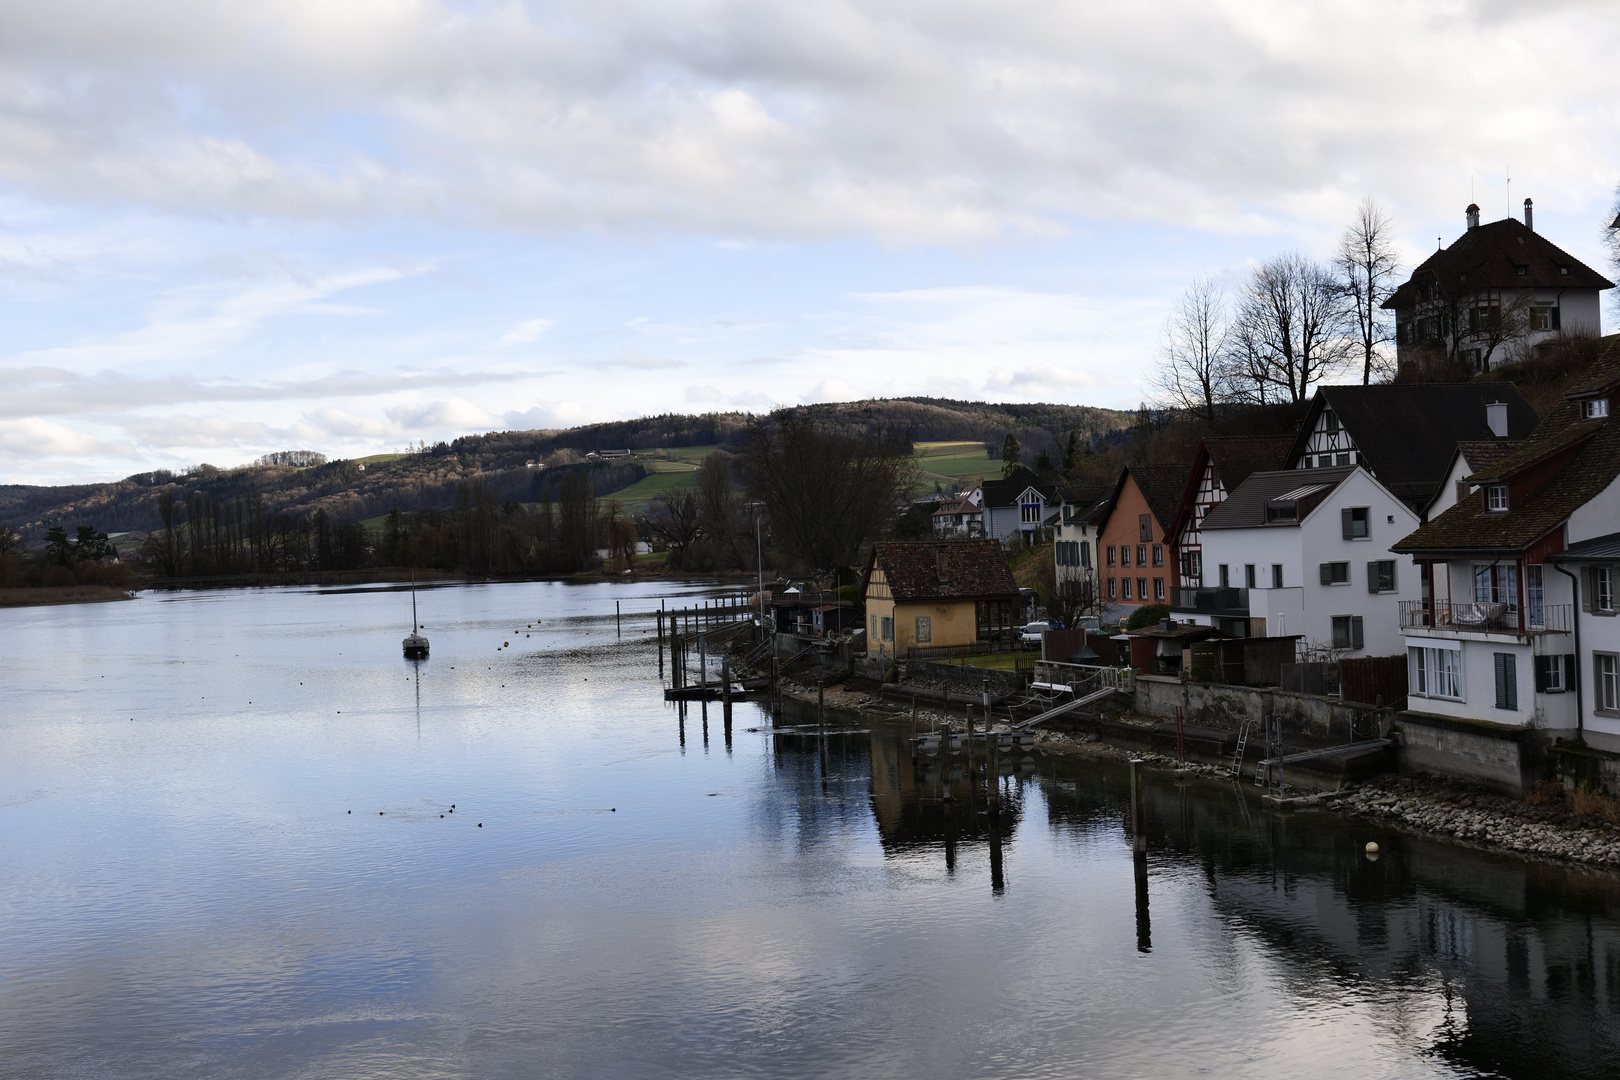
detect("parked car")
[1018,621,1050,646]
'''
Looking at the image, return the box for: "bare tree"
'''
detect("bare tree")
[1605,180,1620,323]
[645,489,702,566]
[735,412,916,572]
[1229,252,1353,403]
[1336,198,1400,384]
[1154,275,1231,424]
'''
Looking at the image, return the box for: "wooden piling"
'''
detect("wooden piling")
[616,600,621,638]
[1129,758,1146,858]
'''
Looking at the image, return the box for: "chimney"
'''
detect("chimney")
[1523,197,1534,231]
[935,547,950,583]
[1487,401,1509,438]
[1466,203,1480,230]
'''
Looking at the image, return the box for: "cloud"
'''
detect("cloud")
[0,417,119,457]
[804,377,859,403]
[0,1,1612,242]
[384,397,500,432]
[497,318,553,346]
[685,384,722,402]
[615,353,684,370]
[121,413,270,448]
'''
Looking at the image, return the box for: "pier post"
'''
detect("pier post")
[988,723,1000,810]
[722,655,732,730]
[1129,758,1146,858]
[616,600,621,638]
[699,635,707,690]
[657,609,665,678]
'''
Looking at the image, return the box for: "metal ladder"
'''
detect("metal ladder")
[1230,718,1253,778]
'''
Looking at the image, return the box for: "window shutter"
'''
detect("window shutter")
[1534,656,1549,693]
[1320,563,1332,585]
[1552,306,1562,330]
[1505,654,1518,709]
[1495,653,1508,708]
[1367,562,1378,593]
[1582,568,1595,613]
[1341,507,1353,540]
[1351,616,1364,651]
[1566,654,1578,692]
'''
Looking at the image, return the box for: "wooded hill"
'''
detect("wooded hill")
[2,397,1136,541]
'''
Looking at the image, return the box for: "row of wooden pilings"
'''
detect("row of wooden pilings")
[654,592,761,689]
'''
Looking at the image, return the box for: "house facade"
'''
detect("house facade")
[1170,435,1293,589]
[1174,466,1421,651]
[861,540,1020,658]
[1050,491,1102,609]
[1095,463,1191,608]
[931,487,985,538]
[1284,383,1538,516]
[1383,201,1611,374]
[1393,337,1620,751]
[980,468,1055,543]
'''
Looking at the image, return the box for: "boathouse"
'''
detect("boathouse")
[862,540,1019,658]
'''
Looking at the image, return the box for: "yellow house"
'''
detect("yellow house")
[862,540,1020,657]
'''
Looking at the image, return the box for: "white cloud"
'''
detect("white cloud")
[804,377,859,403]
[497,318,553,346]
[0,416,113,456]
[122,412,269,448]
[685,384,722,402]
[384,397,500,433]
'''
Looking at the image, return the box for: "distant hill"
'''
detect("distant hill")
[1,397,1135,541]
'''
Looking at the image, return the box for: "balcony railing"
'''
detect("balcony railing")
[1170,585,1250,614]
[1400,599,1572,635]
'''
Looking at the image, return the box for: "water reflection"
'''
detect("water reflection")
[3,582,1620,1079]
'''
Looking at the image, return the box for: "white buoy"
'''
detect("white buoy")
[1365,841,1379,854]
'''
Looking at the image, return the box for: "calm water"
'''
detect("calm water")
[4,581,1620,1079]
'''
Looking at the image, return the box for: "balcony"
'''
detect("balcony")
[1170,585,1250,616]
[1400,600,1572,637]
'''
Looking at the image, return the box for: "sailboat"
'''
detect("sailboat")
[402,573,429,659]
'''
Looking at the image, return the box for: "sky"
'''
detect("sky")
[3,0,1619,485]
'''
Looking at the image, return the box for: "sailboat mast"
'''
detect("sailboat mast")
[411,573,419,630]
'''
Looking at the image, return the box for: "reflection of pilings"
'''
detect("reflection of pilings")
[1130,758,1147,858]
[1135,854,1151,952]
[944,797,957,874]
[678,700,686,748]
[989,802,1005,893]
[701,699,709,749]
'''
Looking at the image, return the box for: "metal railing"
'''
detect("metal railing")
[1399,599,1572,635]
[1033,660,1134,695]
[1169,585,1250,614]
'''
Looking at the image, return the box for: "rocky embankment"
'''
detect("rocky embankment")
[1319,777,1620,867]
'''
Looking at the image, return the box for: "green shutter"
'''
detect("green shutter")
[1565,654,1578,693]
[1341,507,1353,540]
[1534,656,1549,693]
[1320,563,1332,585]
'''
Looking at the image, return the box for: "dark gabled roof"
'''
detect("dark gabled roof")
[1201,466,1357,530]
[1549,531,1620,563]
[1130,463,1195,532]
[1203,435,1294,492]
[1394,406,1620,557]
[865,540,1019,601]
[979,466,1051,509]
[1562,333,1620,401]
[1454,439,1524,479]
[1283,383,1538,511]
[1383,216,1613,310]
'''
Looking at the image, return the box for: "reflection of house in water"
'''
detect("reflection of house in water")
[1034,763,1620,1073]
[865,726,1027,855]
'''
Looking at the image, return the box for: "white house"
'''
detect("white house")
[932,487,984,538]
[1050,490,1100,604]
[979,467,1055,544]
[1172,465,1422,655]
[1395,339,1620,754]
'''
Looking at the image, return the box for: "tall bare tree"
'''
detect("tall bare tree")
[735,412,916,572]
[1336,198,1400,384]
[1229,252,1352,403]
[1154,275,1231,424]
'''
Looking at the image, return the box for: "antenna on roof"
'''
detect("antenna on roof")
[1505,166,1511,219]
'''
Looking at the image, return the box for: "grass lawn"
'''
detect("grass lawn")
[600,470,700,514]
[356,453,410,464]
[914,441,997,483]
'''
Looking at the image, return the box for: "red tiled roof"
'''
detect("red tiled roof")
[864,540,1019,601]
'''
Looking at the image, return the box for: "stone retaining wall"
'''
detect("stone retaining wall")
[1398,712,1540,796]
[1133,674,1385,743]
[894,660,1024,705]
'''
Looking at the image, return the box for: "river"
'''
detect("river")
[2,581,1618,1078]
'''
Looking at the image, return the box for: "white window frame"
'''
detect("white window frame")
[1486,485,1508,512]
[1599,567,1615,613]
[1598,653,1619,713]
[1411,646,1463,700]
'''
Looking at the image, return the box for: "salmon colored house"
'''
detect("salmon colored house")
[1094,463,1193,609]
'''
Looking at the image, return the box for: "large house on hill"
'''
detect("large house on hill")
[1286,383,1539,517]
[1393,335,1620,767]
[1384,201,1612,374]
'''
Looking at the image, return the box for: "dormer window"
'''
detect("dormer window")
[1559,265,1571,275]
[1485,485,1509,512]
[1514,264,1528,276]
[1265,501,1297,523]
[1585,399,1610,420]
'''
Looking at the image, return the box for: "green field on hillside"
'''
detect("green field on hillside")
[355,453,410,464]
[915,441,995,483]
[601,470,700,513]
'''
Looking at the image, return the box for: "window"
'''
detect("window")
[1598,654,1620,712]
[1535,655,1574,693]
[870,614,878,639]
[1598,568,1615,613]
[1272,564,1284,588]
[915,616,932,644]
[1493,652,1519,710]
[881,617,893,642]
[1332,615,1364,650]
[1139,514,1153,543]
[1514,265,1528,276]
[1411,646,1462,699]
[1137,577,1148,601]
[1244,564,1256,588]
[1527,565,1544,629]
[1120,545,1131,569]
[1121,578,1132,601]
[1154,578,1165,602]
[1320,562,1350,585]
[1106,545,1116,568]
[1080,544,1091,569]
[1152,545,1163,567]
[1323,410,1339,434]
[1342,507,1370,539]
[1021,502,1041,524]
[1531,307,1553,332]
[1368,560,1397,593]
[1188,551,1203,580]
[1219,564,1230,588]
[1266,501,1297,522]
[1584,398,1609,420]
[1559,265,1571,276]
[1108,578,1117,600]
[1136,545,1147,567]
[1486,485,1508,512]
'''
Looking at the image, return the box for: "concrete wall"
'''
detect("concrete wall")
[1133,673,1382,743]
[896,659,1024,704]
[1398,711,1539,795]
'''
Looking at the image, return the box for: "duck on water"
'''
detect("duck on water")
[403,575,429,660]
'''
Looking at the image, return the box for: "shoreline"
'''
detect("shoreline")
[770,672,1620,873]
[0,586,137,608]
